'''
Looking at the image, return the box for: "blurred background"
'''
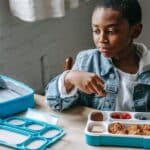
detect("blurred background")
[0,0,149,94]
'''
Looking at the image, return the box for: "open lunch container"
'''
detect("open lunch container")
[85,111,150,149]
[0,76,65,149]
[0,75,34,118]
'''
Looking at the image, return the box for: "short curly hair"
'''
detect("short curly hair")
[93,0,142,26]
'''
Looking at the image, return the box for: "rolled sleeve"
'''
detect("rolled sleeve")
[58,70,77,98]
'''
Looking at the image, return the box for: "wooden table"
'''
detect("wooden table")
[0,95,145,150]
[34,95,144,150]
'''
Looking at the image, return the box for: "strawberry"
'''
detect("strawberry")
[111,112,120,119]
[120,113,131,119]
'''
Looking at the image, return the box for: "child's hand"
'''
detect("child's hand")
[64,70,106,97]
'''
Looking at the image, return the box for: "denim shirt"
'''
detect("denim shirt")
[45,43,150,112]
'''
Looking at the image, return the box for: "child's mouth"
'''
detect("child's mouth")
[99,47,112,57]
[100,47,110,53]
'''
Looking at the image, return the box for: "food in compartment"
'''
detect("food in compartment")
[141,124,150,130]
[142,130,150,136]
[136,115,147,120]
[108,122,125,134]
[111,112,131,119]
[108,122,150,136]
[127,124,142,135]
[91,111,103,121]
[90,125,104,133]
[111,112,120,119]
[115,129,128,134]
[135,113,150,120]
[141,124,150,135]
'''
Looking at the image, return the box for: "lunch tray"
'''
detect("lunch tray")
[85,111,150,149]
[0,75,34,118]
[0,116,65,150]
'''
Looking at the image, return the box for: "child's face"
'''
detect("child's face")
[92,7,135,58]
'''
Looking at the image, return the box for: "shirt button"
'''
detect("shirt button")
[109,73,115,79]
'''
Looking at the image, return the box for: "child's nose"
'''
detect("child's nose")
[98,33,108,43]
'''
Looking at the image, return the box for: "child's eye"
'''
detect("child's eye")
[92,29,100,34]
[107,28,118,34]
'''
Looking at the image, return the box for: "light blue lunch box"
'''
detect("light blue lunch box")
[0,116,65,149]
[85,111,150,149]
[0,75,34,118]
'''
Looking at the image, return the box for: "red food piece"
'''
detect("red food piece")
[120,113,131,119]
[111,112,131,119]
[111,112,120,119]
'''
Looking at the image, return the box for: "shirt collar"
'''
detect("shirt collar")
[100,54,113,76]
[135,42,150,73]
[99,42,150,76]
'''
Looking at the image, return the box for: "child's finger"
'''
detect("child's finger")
[87,82,98,94]
[94,75,105,89]
[91,80,106,96]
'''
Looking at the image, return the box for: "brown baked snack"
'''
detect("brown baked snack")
[142,129,150,136]
[127,124,142,135]
[140,124,150,135]
[115,129,128,134]
[141,124,150,130]
[108,122,123,134]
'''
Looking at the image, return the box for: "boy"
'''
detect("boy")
[46,0,150,112]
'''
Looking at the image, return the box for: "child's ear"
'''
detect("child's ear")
[131,23,143,39]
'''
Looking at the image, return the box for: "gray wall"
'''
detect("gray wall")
[0,0,95,93]
[0,0,149,93]
[137,0,150,47]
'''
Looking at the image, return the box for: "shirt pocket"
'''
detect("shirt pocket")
[92,95,105,110]
[92,94,115,111]
[79,92,104,109]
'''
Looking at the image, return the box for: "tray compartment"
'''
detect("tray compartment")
[23,137,47,150]
[0,124,30,146]
[110,112,132,120]
[134,112,150,120]
[89,111,108,122]
[87,122,106,134]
